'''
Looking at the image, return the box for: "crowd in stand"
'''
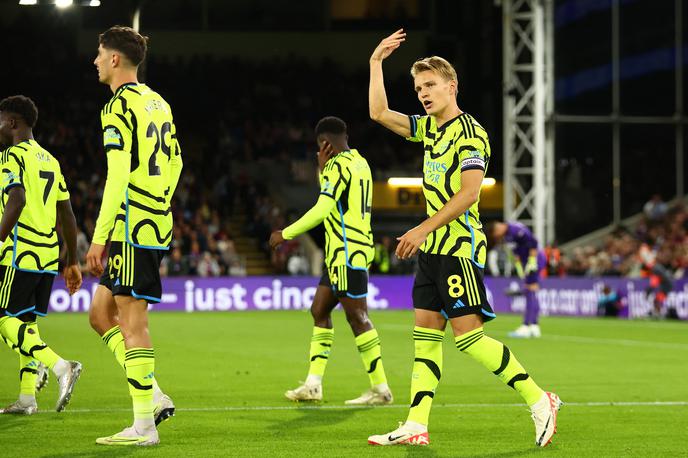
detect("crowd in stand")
[554,198,687,278]
[480,196,687,279]
[9,44,687,279]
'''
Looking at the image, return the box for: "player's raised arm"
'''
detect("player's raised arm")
[369,29,412,137]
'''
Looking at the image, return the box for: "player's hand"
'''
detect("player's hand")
[395,225,429,260]
[370,28,406,62]
[86,243,106,277]
[317,141,335,171]
[525,255,538,275]
[269,230,286,250]
[63,264,82,295]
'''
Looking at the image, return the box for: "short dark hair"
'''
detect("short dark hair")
[315,116,347,137]
[0,95,38,128]
[99,25,148,66]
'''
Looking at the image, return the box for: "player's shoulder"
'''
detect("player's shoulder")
[323,153,350,175]
[412,114,432,134]
[458,113,488,140]
[25,141,60,166]
[335,149,355,163]
[3,140,32,163]
[102,83,168,116]
[509,221,530,234]
[101,83,131,116]
[331,150,360,173]
[139,84,174,116]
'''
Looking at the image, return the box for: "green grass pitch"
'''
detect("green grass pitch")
[1,311,687,457]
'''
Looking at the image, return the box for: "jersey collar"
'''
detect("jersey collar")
[114,82,139,93]
[13,139,33,147]
[436,112,465,132]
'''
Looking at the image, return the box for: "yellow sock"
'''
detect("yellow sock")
[125,347,155,427]
[456,327,544,406]
[307,327,334,378]
[102,325,126,369]
[19,354,38,396]
[0,316,60,369]
[355,328,387,387]
[406,326,444,426]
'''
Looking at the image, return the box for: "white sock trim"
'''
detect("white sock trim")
[18,394,36,406]
[52,359,69,378]
[373,382,389,392]
[403,420,428,432]
[305,374,322,386]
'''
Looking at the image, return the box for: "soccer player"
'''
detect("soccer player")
[269,116,393,405]
[488,221,546,338]
[0,95,82,415]
[87,26,183,446]
[366,29,561,447]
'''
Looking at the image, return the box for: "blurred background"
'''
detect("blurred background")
[0,0,685,300]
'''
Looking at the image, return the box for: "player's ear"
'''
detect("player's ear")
[111,52,120,67]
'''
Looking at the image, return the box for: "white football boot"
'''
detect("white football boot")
[529,324,542,338]
[285,382,322,401]
[508,324,532,339]
[345,385,393,405]
[154,393,175,426]
[368,421,429,446]
[55,360,82,412]
[0,399,38,415]
[35,362,49,393]
[96,425,159,446]
[531,391,563,447]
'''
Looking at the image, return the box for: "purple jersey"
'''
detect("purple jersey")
[504,222,539,262]
[504,222,546,284]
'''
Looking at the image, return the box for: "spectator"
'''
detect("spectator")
[161,247,192,276]
[597,284,623,317]
[643,194,668,221]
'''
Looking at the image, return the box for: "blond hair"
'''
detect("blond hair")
[410,56,458,85]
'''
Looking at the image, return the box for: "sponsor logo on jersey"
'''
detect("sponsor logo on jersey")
[104,126,124,148]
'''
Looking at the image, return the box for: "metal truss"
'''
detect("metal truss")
[501,0,554,244]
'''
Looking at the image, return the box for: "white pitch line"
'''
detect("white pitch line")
[44,400,688,414]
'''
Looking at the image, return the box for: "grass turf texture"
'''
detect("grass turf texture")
[1,311,686,457]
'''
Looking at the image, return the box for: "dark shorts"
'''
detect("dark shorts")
[99,241,166,303]
[0,265,55,318]
[412,252,495,321]
[319,265,368,299]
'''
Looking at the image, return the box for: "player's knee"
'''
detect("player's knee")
[118,320,149,341]
[345,309,370,330]
[311,311,333,330]
[88,309,109,335]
